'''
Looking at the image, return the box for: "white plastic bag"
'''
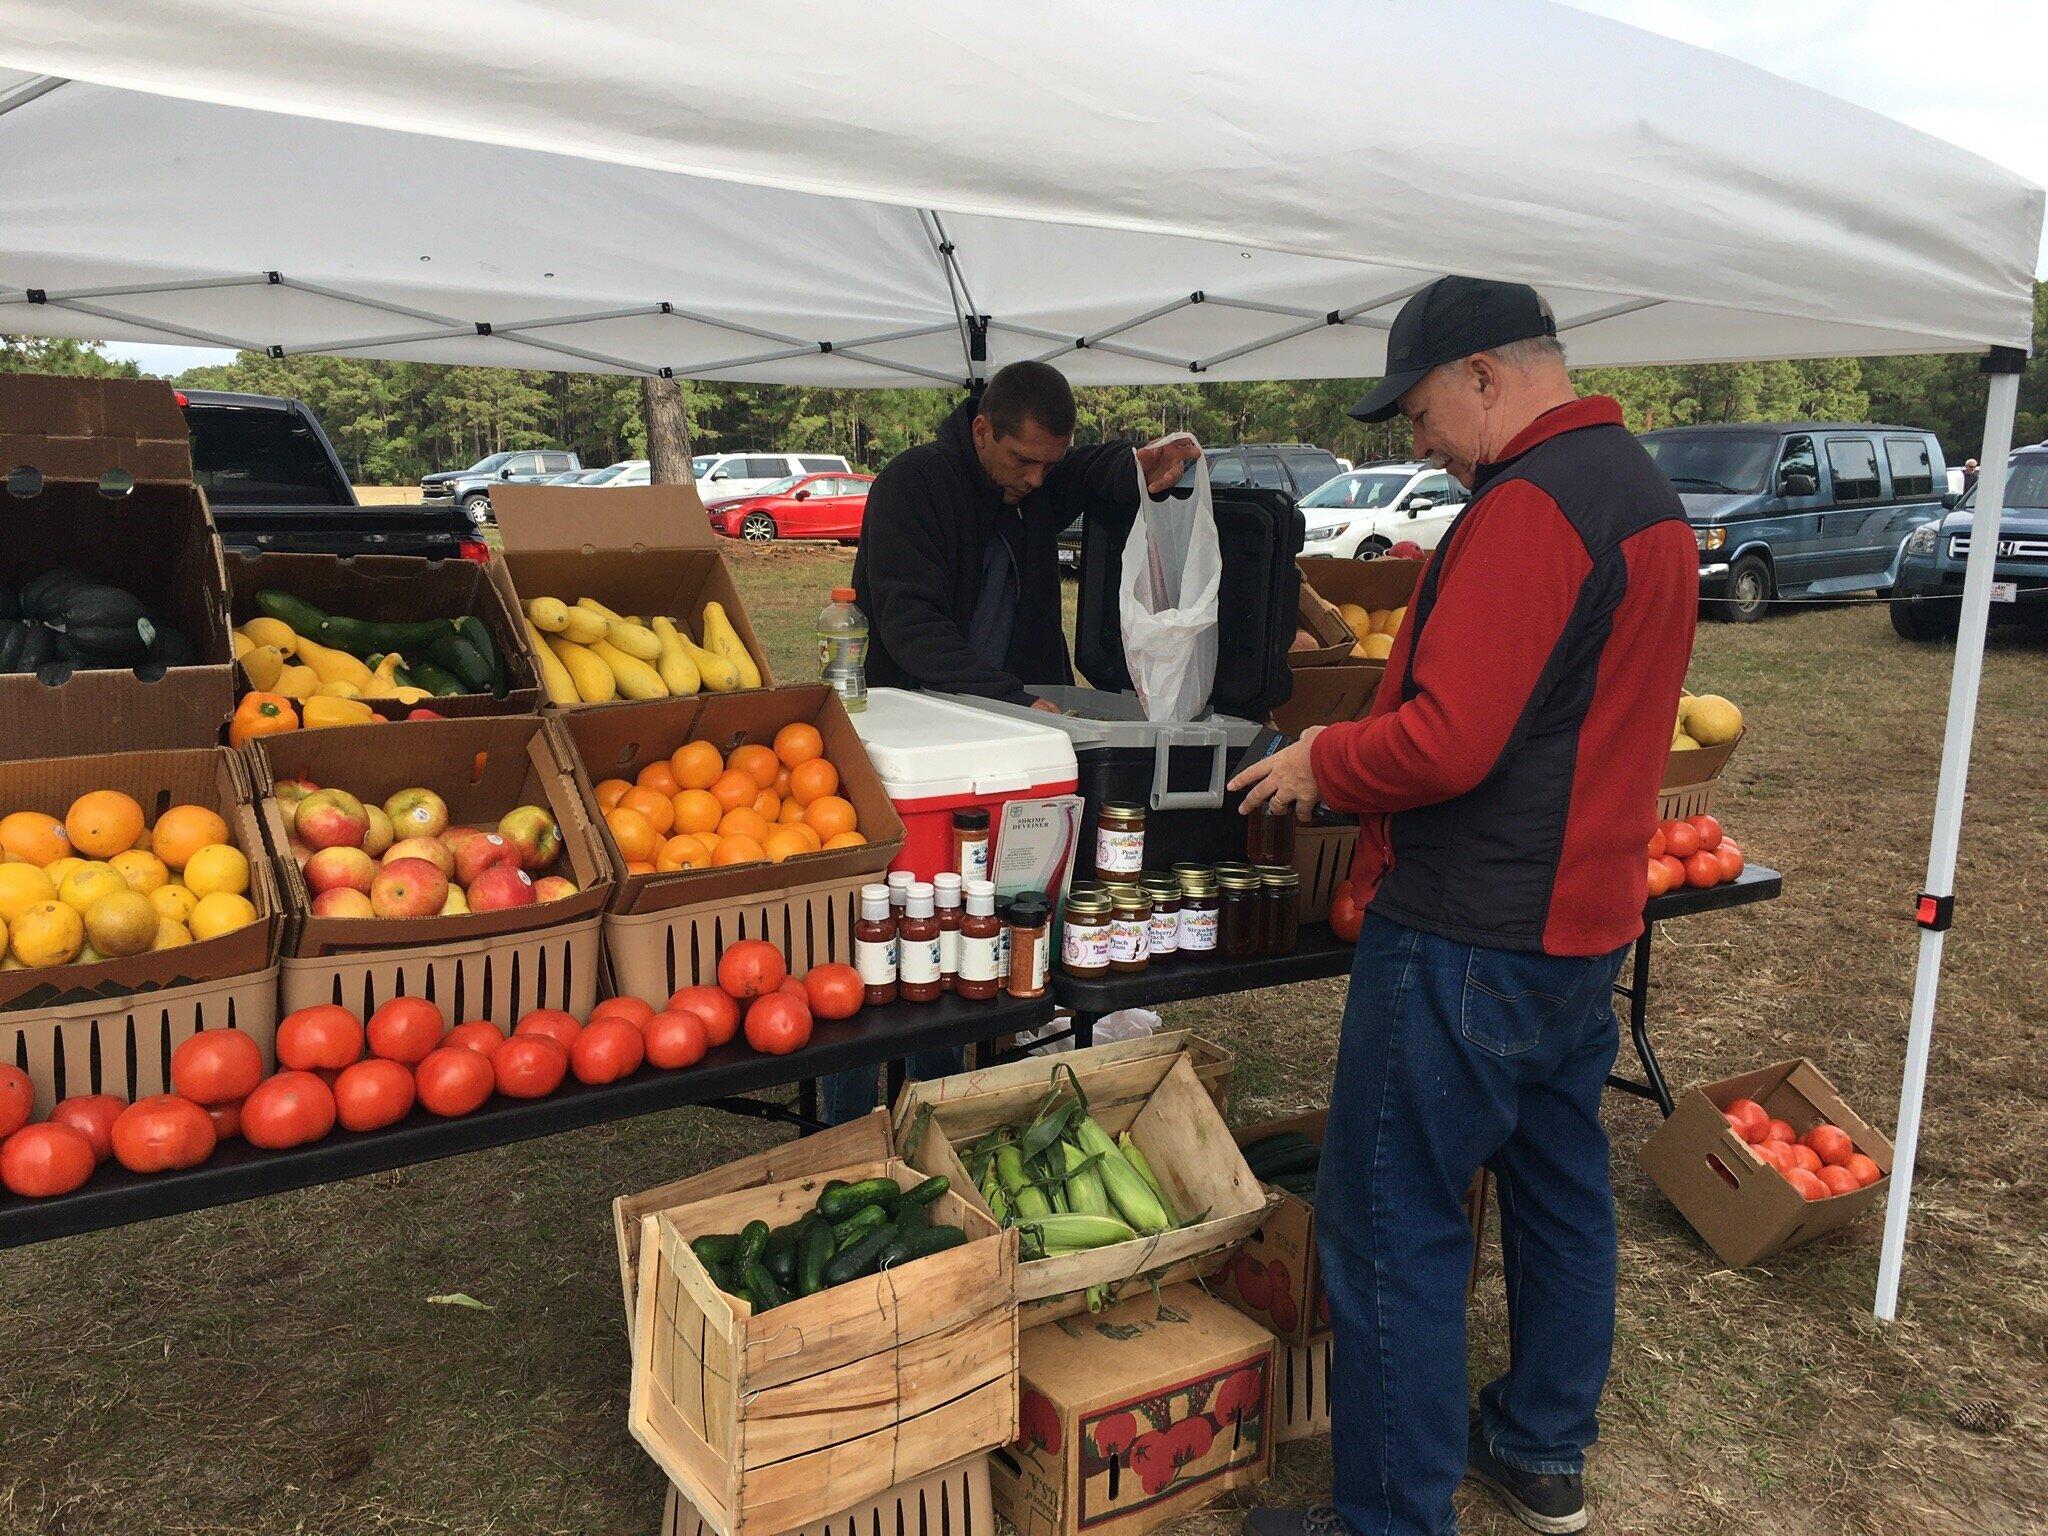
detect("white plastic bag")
[1119,437,1221,722]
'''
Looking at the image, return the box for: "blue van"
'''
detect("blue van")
[1638,423,1952,621]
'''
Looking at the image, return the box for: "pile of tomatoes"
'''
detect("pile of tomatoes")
[1647,813,1745,899]
[1719,1095,1883,1202]
[0,939,868,1201]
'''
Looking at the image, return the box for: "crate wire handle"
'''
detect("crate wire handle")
[1148,723,1229,811]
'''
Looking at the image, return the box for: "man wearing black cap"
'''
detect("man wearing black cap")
[1233,277,1698,1536]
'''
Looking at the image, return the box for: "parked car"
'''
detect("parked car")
[1639,422,1951,621]
[178,389,483,560]
[695,451,853,502]
[709,473,875,541]
[1298,461,1469,556]
[1201,443,1346,499]
[1890,443,2048,640]
[420,448,581,524]
[574,459,651,487]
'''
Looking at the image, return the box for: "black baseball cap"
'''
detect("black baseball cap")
[1348,277,1558,422]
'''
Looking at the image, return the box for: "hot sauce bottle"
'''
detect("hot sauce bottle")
[854,881,898,1006]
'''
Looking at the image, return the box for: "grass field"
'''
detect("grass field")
[2,541,2043,1536]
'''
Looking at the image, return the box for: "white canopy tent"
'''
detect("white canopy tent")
[0,0,2038,1317]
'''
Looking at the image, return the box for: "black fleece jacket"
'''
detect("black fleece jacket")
[851,399,1141,705]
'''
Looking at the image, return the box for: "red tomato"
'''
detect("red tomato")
[49,1093,125,1163]
[1785,1166,1829,1202]
[1841,1152,1883,1188]
[275,1004,365,1072]
[571,1019,645,1085]
[415,1046,495,1118]
[1803,1124,1855,1166]
[1683,850,1722,888]
[717,939,787,1001]
[169,1027,265,1107]
[494,1035,569,1099]
[367,997,445,1064]
[1328,885,1364,944]
[744,993,813,1056]
[1662,820,1701,858]
[1763,1117,1797,1144]
[514,1009,583,1053]
[1752,1141,1791,1171]
[111,1094,217,1173]
[589,996,655,1030]
[1647,826,1666,858]
[206,1098,243,1142]
[1686,814,1724,852]
[0,1064,34,1139]
[643,1010,709,1070]
[1787,1143,1823,1175]
[666,986,740,1048]
[332,1058,416,1132]
[1657,854,1688,890]
[1817,1164,1861,1197]
[446,1020,508,1059]
[777,976,808,1003]
[1,1122,96,1198]
[240,1071,337,1150]
[1646,858,1675,900]
[1723,1098,1770,1142]
[1714,842,1745,882]
[804,963,864,1021]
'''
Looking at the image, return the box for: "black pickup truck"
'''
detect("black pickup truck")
[179,389,486,561]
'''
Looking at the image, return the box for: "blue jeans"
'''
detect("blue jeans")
[1319,914,1627,1536]
[820,1048,965,1125]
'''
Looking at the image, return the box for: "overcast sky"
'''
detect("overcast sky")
[100,1,2047,378]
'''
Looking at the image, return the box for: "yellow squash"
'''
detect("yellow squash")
[648,616,701,696]
[700,602,761,689]
[524,617,582,706]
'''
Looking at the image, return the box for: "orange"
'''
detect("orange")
[774,722,825,767]
[619,785,675,836]
[710,835,766,867]
[0,811,69,867]
[717,808,773,845]
[65,791,145,859]
[777,797,809,826]
[751,788,782,822]
[594,778,633,812]
[789,758,840,806]
[635,760,680,797]
[762,826,813,864]
[672,789,724,836]
[624,860,656,876]
[605,806,660,864]
[188,891,257,941]
[790,824,823,852]
[110,849,169,895]
[823,831,868,850]
[774,766,793,800]
[0,863,56,923]
[804,795,858,840]
[709,769,758,813]
[670,740,725,792]
[729,743,780,790]
[149,805,231,870]
[656,834,711,871]
[182,844,251,900]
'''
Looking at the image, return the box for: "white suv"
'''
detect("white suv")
[1298,461,1468,557]
[693,452,853,503]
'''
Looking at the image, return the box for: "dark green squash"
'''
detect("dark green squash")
[49,584,153,667]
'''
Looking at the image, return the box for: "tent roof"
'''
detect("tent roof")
[0,0,2039,387]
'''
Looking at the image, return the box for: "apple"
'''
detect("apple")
[498,806,561,873]
[467,865,537,912]
[531,876,579,903]
[450,829,519,886]
[370,856,449,918]
[273,777,319,833]
[1389,539,1425,560]
[295,789,369,852]
[382,837,454,878]
[362,805,395,858]
[384,788,449,841]
[311,887,375,919]
[304,845,377,895]
[439,886,469,916]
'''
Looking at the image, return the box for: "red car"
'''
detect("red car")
[708,472,873,542]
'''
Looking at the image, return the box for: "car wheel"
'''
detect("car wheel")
[1721,553,1772,623]
[1889,597,1958,642]
[740,512,777,542]
[460,493,492,525]
[1355,535,1391,559]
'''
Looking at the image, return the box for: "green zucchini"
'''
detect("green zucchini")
[829,1202,891,1249]
[318,613,456,657]
[691,1233,741,1269]
[880,1225,967,1269]
[408,662,465,697]
[17,624,52,673]
[816,1177,899,1222]
[1242,1132,1320,1180]
[797,1221,836,1296]
[742,1262,790,1312]
[254,590,331,638]
[423,632,492,693]
[453,615,507,696]
[0,621,26,673]
[733,1220,771,1275]
[822,1223,898,1285]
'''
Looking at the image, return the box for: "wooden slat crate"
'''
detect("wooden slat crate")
[278,913,600,1028]
[606,872,861,1005]
[660,1454,994,1536]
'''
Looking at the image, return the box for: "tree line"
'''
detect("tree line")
[7,281,2045,482]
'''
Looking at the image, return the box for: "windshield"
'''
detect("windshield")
[1639,433,1776,495]
[690,456,719,477]
[1961,461,2048,511]
[184,402,352,506]
[467,451,514,474]
[753,475,804,496]
[580,465,627,484]
[1301,472,1409,511]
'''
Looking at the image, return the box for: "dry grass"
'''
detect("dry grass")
[1,542,2043,1535]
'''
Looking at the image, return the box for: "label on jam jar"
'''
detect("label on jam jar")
[1095,826,1144,876]
[855,936,898,986]
[1178,905,1219,953]
[1061,919,1111,971]
[1109,916,1149,964]
[901,935,942,986]
[1147,908,1179,955]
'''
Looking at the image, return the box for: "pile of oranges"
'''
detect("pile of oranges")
[597,721,864,876]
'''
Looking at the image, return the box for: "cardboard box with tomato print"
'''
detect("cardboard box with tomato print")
[992,1284,1273,1536]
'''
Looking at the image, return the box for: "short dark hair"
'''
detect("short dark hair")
[978,361,1076,439]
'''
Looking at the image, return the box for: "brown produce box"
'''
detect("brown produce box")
[661,1455,993,1536]
[488,481,773,709]
[992,1284,1274,1536]
[1289,585,1354,668]
[0,375,235,758]
[628,1158,1018,1536]
[1270,664,1381,738]
[1638,1058,1894,1267]
[560,685,903,914]
[1297,552,1424,617]
[224,549,537,718]
[1270,555,1422,737]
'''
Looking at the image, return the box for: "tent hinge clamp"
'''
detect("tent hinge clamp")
[24,289,44,304]
[967,315,988,364]
[1325,310,1342,325]
[1914,893,1954,932]
[266,271,282,284]
[658,367,674,379]
[266,345,284,359]
[1983,346,2028,375]
[475,322,492,336]
[817,341,833,353]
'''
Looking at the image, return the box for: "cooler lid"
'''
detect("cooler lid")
[850,687,1079,800]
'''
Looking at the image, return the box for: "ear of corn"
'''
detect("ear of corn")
[995,1141,1052,1220]
[1015,1213,1136,1255]
[1117,1131,1179,1229]
[1058,1140,1113,1219]
[1073,1114,1169,1234]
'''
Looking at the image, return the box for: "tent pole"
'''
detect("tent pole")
[1874,354,2025,1323]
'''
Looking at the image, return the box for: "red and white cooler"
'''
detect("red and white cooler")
[849,688,1079,881]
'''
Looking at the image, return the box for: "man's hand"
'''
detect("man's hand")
[1228,726,1324,815]
[1029,697,1063,715]
[1135,434,1202,495]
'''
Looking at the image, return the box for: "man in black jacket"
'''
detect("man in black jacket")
[852,361,1199,709]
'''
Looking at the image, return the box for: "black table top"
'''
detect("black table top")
[1054,865,1784,1015]
[0,990,1052,1250]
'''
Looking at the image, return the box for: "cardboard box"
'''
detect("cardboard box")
[1270,555,1421,737]
[1270,664,1381,738]
[1272,1337,1332,1445]
[487,481,773,710]
[1289,586,1354,668]
[561,685,904,914]
[1296,553,1425,617]
[0,375,235,758]
[661,1455,994,1536]
[224,549,538,719]
[1638,1058,1895,1267]
[992,1284,1273,1536]
[604,868,866,1007]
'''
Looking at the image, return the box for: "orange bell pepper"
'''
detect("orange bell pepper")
[230,691,299,748]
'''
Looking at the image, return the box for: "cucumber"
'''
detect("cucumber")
[319,613,455,657]
[691,1233,741,1269]
[897,1175,949,1210]
[453,615,507,696]
[0,621,25,673]
[816,1177,899,1222]
[763,1223,802,1288]
[880,1225,968,1269]
[1242,1132,1320,1180]
[423,632,492,693]
[408,662,465,697]
[822,1223,899,1285]
[733,1220,771,1276]
[254,590,331,639]
[829,1202,891,1249]
[797,1220,836,1296]
[742,1262,790,1312]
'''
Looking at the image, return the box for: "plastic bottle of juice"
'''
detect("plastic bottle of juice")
[817,586,869,711]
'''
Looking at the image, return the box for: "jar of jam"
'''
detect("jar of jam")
[1108,886,1152,973]
[1006,894,1051,999]
[1060,888,1114,978]
[1217,869,1263,960]
[1176,869,1219,956]
[1094,802,1146,884]
[1140,873,1181,960]
[1246,805,1297,866]
[1257,864,1302,956]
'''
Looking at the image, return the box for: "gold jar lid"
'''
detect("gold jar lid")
[1259,865,1302,887]
[1177,872,1219,896]
[1218,870,1264,892]
[1139,874,1182,900]
[1098,802,1146,825]
[1062,889,1113,917]
[1110,888,1154,916]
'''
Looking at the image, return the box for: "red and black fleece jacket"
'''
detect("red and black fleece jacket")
[1308,396,1698,957]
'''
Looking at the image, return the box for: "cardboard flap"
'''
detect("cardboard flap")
[0,374,194,484]
[492,482,717,556]
[1662,730,1743,790]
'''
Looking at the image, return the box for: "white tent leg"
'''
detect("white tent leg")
[1874,362,2023,1322]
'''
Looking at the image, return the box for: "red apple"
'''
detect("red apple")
[497,806,561,873]
[311,887,375,919]
[273,777,319,833]
[295,789,369,851]
[384,788,449,841]
[439,886,470,916]
[304,845,377,895]
[531,876,579,903]
[382,836,454,878]
[362,805,395,858]
[467,864,537,912]
[1389,539,1425,559]
[370,856,450,918]
[450,829,519,885]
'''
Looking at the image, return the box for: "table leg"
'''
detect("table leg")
[798,1077,818,1126]
[1604,930,1675,1115]
[1073,1011,1098,1050]
[885,1057,907,1107]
